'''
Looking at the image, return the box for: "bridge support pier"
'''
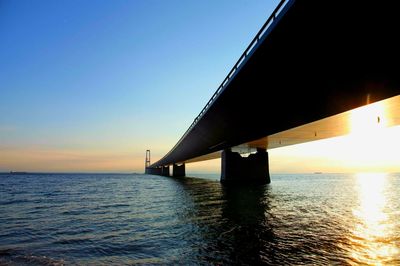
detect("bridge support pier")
[161,166,170,176]
[221,148,270,185]
[145,167,162,175]
[173,163,185,177]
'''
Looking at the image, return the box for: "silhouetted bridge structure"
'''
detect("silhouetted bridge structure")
[146,0,400,183]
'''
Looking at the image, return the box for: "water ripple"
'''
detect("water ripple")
[1,173,400,265]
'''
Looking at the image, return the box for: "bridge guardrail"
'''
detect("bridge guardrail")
[153,0,290,165]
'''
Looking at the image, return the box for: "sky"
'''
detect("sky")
[1,0,399,173]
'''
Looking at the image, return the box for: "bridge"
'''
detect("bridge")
[145,0,400,183]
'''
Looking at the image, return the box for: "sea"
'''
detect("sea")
[1,173,399,265]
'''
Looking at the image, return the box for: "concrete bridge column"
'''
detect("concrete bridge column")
[173,163,185,177]
[161,166,170,176]
[221,148,270,184]
[146,167,162,175]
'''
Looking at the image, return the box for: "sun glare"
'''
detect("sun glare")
[350,101,387,134]
[347,99,400,262]
[340,100,400,172]
[270,96,400,173]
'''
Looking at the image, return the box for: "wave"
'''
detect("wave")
[0,248,65,266]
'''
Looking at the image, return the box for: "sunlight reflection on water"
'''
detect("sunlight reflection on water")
[350,173,398,265]
[1,173,400,265]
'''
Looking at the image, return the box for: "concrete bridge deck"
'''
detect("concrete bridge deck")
[147,0,400,182]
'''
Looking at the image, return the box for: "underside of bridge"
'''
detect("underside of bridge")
[146,0,400,183]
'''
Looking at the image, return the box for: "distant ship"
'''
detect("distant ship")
[314,172,322,174]
[10,171,28,175]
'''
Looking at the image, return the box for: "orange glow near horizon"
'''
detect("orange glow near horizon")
[0,148,144,173]
[1,98,399,173]
[268,99,400,174]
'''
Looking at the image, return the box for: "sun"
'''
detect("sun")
[349,99,387,135]
[337,98,400,172]
[269,96,400,173]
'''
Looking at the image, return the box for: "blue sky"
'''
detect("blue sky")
[0,0,281,172]
[1,0,399,173]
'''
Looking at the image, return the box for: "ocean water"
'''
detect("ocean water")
[1,173,399,265]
